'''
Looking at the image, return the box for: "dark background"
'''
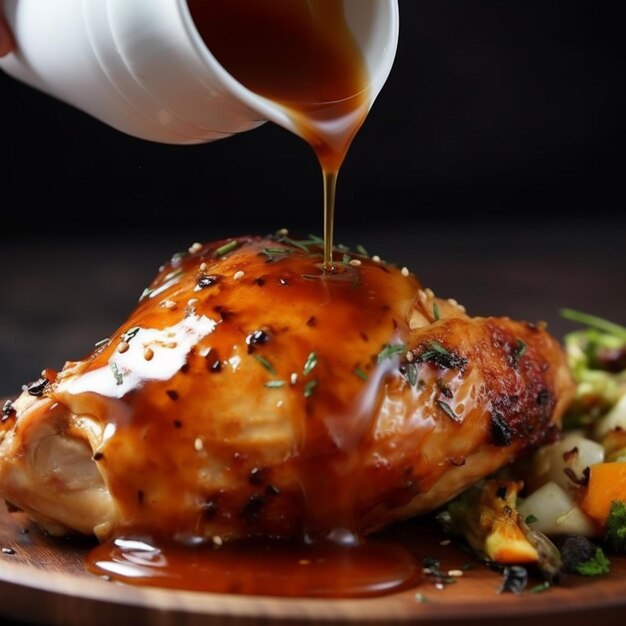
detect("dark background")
[0,0,624,395]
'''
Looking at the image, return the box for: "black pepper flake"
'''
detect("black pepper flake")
[137,490,145,505]
[173,420,183,429]
[242,494,265,522]
[93,452,104,462]
[496,485,508,500]
[436,378,453,398]
[536,388,551,406]
[306,316,317,327]
[2,547,15,555]
[490,412,513,447]
[248,467,269,486]
[2,400,16,422]
[202,500,219,519]
[214,306,234,321]
[24,378,49,397]
[166,390,179,401]
[246,330,270,353]
[197,274,221,289]
[255,277,266,287]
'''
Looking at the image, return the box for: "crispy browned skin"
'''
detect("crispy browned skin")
[0,236,574,541]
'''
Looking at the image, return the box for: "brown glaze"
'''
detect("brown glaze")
[0,236,575,597]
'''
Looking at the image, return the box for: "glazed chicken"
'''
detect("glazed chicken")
[0,236,574,543]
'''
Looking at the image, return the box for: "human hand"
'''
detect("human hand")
[0,13,15,56]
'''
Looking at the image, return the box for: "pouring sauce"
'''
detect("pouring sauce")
[186,0,371,269]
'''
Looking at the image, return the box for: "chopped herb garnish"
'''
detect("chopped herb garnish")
[262,247,294,262]
[378,343,407,363]
[94,338,110,348]
[303,352,318,376]
[406,363,418,387]
[354,367,368,381]
[121,326,141,344]
[414,592,427,603]
[560,308,626,341]
[433,302,440,321]
[304,379,318,398]
[416,341,467,370]
[530,581,551,594]
[342,253,351,265]
[110,362,123,386]
[356,244,369,256]
[254,354,276,375]
[514,338,527,362]
[525,514,538,524]
[436,400,461,422]
[214,240,239,257]
[265,380,286,389]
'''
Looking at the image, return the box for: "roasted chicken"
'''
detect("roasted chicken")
[0,235,574,543]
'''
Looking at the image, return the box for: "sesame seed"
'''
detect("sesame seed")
[448,298,458,307]
[372,255,381,263]
[448,569,464,577]
[144,347,154,361]
[290,373,298,385]
[188,298,199,306]
[276,400,284,408]
[423,568,433,575]
[117,342,129,354]
[194,438,204,452]
[435,583,445,590]
[425,288,435,298]
[440,539,451,546]
[188,242,203,254]
[458,305,467,313]
[160,300,177,310]
[200,262,208,272]
[233,270,245,281]
[277,228,289,237]
[212,535,223,547]
[406,351,414,362]
[418,289,427,303]
[299,559,311,565]
[349,259,362,267]
[401,267,410,277]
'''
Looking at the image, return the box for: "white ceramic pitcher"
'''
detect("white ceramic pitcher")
[0,0,399,144]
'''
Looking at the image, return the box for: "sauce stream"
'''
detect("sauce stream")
[187,0,371,268]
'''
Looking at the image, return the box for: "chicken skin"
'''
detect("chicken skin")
[0,236,574,543]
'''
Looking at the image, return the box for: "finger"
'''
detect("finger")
[0,18,15,56]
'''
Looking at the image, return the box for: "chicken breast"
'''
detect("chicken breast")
[0,235,574,543]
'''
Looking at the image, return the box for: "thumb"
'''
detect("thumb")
[0,18,15,56]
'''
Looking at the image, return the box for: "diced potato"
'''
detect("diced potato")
[518,481,597,537]
[527,433,604,493]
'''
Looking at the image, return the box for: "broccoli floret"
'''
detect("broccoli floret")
[575,547,610,576]
[605,500,626,552]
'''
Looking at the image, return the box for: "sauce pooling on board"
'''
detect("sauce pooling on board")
[186,0,371,269]
[66,236,422,596]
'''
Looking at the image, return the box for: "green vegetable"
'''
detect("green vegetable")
[605,500,626,552]
[574,546,610,576]
[377,343,407,363]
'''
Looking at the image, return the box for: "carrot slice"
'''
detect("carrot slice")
[580,462,626,525]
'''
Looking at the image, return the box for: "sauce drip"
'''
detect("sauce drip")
[186,0,371,269]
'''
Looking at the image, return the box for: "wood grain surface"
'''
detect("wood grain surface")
[1,504,626,626]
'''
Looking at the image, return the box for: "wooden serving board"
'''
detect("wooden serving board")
[1,506,626,626]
